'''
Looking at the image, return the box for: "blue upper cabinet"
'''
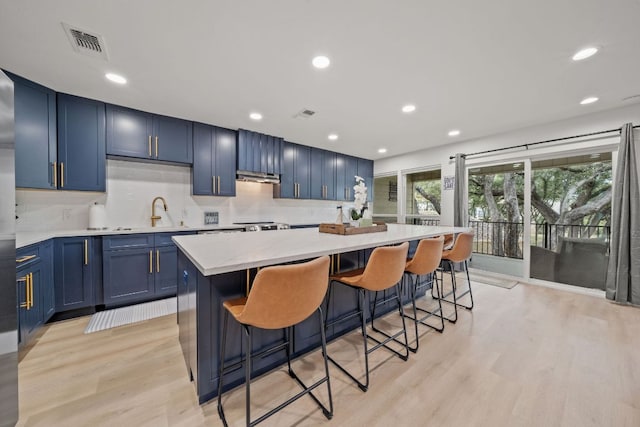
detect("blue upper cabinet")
[11,73,57,189]
[357,158,374,202]
[57,94,106,191]
[237,129,283,175]
[277,141,310,199]
[153,114,193,163]
[336,153,358,202]
[310,148,336,200]
[106,104,193,164]
[193,123,236,196]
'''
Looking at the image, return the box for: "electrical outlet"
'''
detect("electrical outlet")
[62,208,72,221]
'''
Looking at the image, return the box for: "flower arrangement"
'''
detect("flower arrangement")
[350,175,368,220]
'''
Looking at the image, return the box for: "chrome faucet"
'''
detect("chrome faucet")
[151,196,168,227]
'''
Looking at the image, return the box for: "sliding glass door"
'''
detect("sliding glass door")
[529,153,611,290]
[467,163,525,276]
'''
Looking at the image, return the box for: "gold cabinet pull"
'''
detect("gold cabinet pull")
[84,239,88,265]
[16,255,36,263]
[156,250,160,272]
[149,250,153,273]
[148,135,152,156]
[18,276,28,308]
[29,273,34,309]
[212,176,215,194]
[155,136,159,158]
[60,162,64,188]
[52,161,57,187]
[217,176,221,194]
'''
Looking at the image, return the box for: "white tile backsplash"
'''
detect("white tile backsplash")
[16,159,347,232]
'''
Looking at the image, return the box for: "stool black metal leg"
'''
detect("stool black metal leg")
[217,310,230,427]
[318,307,334,419]
[244,325,252,427]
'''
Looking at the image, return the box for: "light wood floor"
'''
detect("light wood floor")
[17,281,640,427]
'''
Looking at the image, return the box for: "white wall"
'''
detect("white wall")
[376,103,640,225]
[16,159,342,232]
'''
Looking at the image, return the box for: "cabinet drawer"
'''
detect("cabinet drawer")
[16,244,41,267]
[103,234,154,250]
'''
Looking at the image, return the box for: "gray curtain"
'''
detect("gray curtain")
[605,123,640,305]
[453,153,466,227]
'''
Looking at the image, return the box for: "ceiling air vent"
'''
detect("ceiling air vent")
[294,109,316,119]
[62,23,109,60]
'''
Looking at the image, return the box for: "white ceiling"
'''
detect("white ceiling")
[1,0,640,160]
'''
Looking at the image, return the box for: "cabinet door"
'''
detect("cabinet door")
[310,148,324,200]
[40,240,55,322]
[192,123,215,196]
[336,154,358,201]
[323,151,337,200]
[155,245,178,297]
[279,142,296,199]
[295,145,311,199]
[214,127,237,196]
[357,158,374,202]
[12,74,57,189]
[57,94,106,191]
[103,247,155,306]
[106,104,153,159]
[17,264,43,346]
[153,115,193,164]
[54,237,94,311]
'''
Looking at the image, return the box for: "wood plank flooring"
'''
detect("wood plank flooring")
[16,281,640,427]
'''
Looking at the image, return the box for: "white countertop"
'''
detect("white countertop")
[16,224,246,249]
[172,224,469,276]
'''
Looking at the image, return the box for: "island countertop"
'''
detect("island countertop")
[172,224,469,276]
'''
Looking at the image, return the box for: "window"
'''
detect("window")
[405,169,441,225]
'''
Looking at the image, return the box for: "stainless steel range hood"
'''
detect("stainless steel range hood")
[236,170,280,184]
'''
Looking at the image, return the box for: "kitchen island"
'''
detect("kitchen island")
[172,224,468,404]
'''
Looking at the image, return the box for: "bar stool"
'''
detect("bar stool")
[217,256,333,427]
[438,231,475,323]
[403,236,445,352]
[325,242,410,392]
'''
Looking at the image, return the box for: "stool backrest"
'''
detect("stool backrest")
[355,242,409,292]
[237,256,330,329]
[442,231,474,263]
[406,236,444,275]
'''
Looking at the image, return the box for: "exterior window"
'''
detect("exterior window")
[405,169,441,225]
[373,175,397,223]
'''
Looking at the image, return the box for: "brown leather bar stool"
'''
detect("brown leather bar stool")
[403,236,445,352]
[325,242,410,392]
[438,231,475,323]
[217,256,333,427]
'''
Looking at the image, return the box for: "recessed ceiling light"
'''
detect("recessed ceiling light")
[312,55,330,69]
[580,96,599,105]
[105,73,126,84]
[448,129,461,137]
[378,148,387,154]
[328,133,338,141]
[249,112,263,120]
[401,104,416,113]
[572,47,598,61]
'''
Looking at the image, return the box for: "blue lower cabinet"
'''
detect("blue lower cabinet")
[16,261,43,346]
[40,240,55,322]
[54,237,96,312]
[102,232,193,307]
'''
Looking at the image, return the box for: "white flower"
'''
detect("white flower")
[352,175,367,212]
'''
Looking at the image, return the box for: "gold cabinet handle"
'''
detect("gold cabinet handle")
[217,176,221,194]
[212,176,215,194]
[156,250,160,273]
[60,162,64,188]
[148,135,152,156]
[149,250,153,273]
[29,273,34,309]
[18,276,28,308]
[84,239,88,265]
[52,161,57,187]
[155,136,159,158]
[16,255,36,263]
